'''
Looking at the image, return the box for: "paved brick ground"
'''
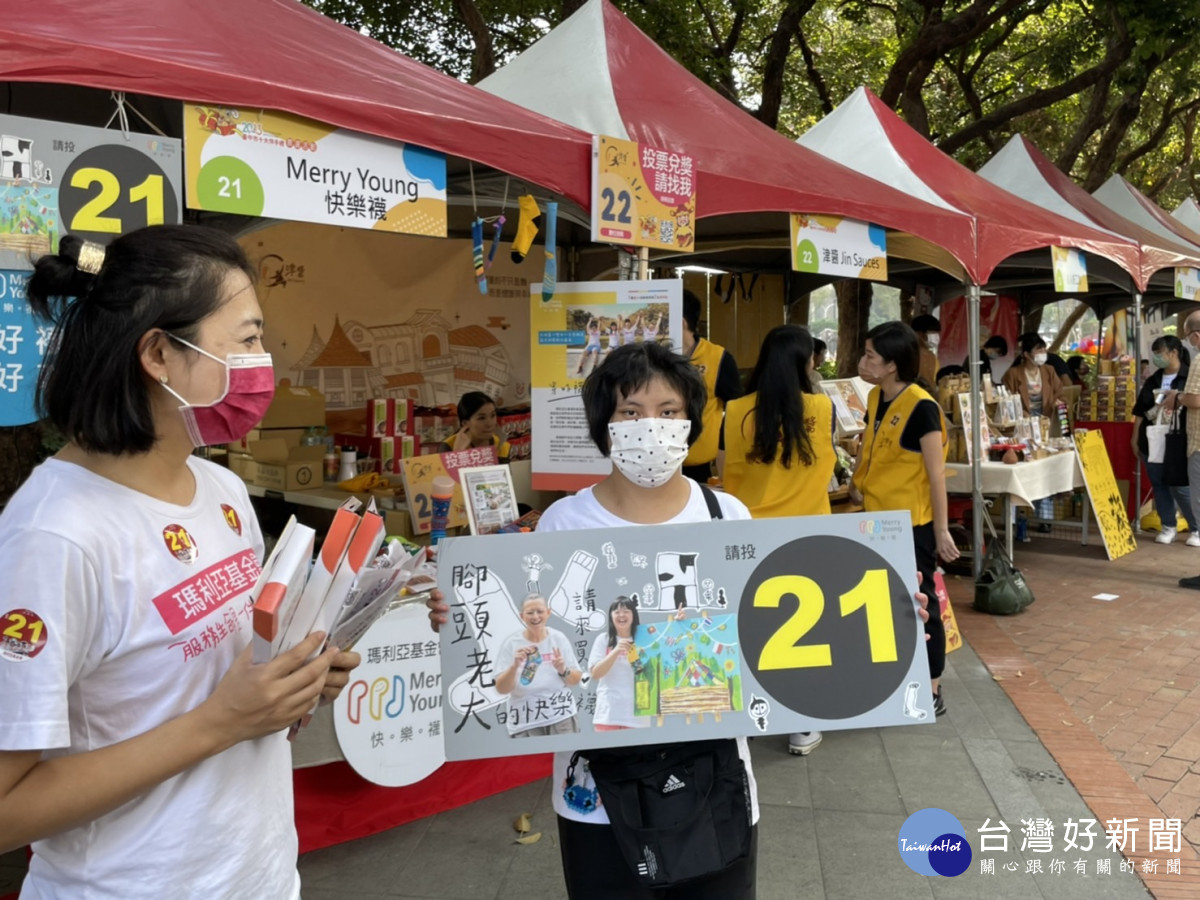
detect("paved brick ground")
[948,530,1200,898]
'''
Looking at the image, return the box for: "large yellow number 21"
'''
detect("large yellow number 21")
[754,568,896,671]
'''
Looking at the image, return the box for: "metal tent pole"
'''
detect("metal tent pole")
[1132,291,1143,529]
[968,283,985,579]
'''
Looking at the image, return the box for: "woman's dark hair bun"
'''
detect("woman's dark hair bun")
[27,234,101,323]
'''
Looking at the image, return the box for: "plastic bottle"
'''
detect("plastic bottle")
[323,449,339,483]
[430,474,455,544]
[338,448,358,482]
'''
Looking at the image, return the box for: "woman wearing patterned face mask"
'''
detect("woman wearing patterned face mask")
[1002,332,1062,416]
[0,226,359,899]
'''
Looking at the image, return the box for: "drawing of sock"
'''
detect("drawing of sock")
[902,680,928,721]
[471,217,487,294]
[548,550,604,630]
[542,202,558,302]
[510,194,541,263]
[486,215,505,268]
[446,573,523,714]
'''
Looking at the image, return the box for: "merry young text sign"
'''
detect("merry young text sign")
[437,511,934,760]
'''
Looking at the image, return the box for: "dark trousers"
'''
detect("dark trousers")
[912,521,945,679]
[557,816,758,900]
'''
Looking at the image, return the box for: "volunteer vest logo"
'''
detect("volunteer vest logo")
[162,524,199,564]
[221,504,243,536]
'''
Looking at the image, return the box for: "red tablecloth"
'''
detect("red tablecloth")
[293,755,552,853]
[1076,420,1137,518]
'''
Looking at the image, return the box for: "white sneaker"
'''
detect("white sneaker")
[1157,527,1178,544]
[788,731,822,756]
[1188,533,1200,548]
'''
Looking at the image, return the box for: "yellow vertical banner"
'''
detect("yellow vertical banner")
[1074,430,1137,559]
[591,135,696,252]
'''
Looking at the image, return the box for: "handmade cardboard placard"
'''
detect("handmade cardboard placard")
[437,511,933,760]
[1074,429,1137,560]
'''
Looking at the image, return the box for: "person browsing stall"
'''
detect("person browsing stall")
[851,321,958,716]
[1131,336,1197,546]
[1002,332,1062,416]
[680,289,741,482]
[1163,312,1200,588]
[911,314,941,389]
[0,226,360,898]
[437,391,511,463]
[718,324,835,758]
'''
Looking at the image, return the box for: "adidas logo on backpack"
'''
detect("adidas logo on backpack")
[661,774,686,794]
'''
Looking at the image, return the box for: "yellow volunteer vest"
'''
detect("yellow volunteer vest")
[852,383,946,526]
[684,337,726,465]
[723,392,836,517]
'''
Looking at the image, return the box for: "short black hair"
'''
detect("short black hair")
[813,338,827,355]
[1152,335,1187,362]
[865,321,920,384]
[1018,332,1047,358]
[457,391,496,421]
[911,314,940,334]
[682,289,701,333]
[28,225,254,455]
[581,341,706,455]
[983,335,1008,355]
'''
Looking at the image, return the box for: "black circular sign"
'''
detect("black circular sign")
[59,144,178,244]
[737,534,917,720]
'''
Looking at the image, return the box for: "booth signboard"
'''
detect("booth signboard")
[789,214,887,281]
[1074,429,1137,560]
[437,512,933,761]
[0,113,183,271]
[399,446,497,535]
[0,270,45,426]
[184,105,447,237]
[1051,246,1088,293]
[1176,266,1200,300]
[591,135,695,253]
[529,279,682,491]
[333,602,447,787]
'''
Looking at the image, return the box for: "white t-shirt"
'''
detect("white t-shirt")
[537,479,760,826]
[588,634,650,729]
[0,457,299,900]
[495,628,579,734]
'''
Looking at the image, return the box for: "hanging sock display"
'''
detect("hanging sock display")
[486,215,506,269]
[510,194,542,263]
[471,217,488,294]
[542,202,558,302]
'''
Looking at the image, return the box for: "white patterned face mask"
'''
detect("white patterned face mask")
[607,417,692,488]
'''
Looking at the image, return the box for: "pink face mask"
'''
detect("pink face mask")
[161,335,275,447]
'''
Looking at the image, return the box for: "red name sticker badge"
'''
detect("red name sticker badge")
[221,504,242,536]
[163,524,199,563]
[0,609,48,662]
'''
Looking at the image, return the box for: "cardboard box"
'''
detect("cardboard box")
[227,451,257,481]
[366,398,415,437]
[249,439,326,491]
[259,386,325,429]
[227,427,305,454]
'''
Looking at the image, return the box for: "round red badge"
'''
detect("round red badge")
[162,524,199,563]
[0,608,48,662]
[221,503,243,535]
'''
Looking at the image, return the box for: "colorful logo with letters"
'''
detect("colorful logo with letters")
[898,808,972,876]
[162,524,198,563]
[221,504,242,535]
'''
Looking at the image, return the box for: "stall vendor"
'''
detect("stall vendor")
[438,391,511,463]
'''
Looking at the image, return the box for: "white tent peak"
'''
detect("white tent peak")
[1094,174,1200,252]
[796,86,964,214]
[478,0,628,140]
[1174,197,1200,234]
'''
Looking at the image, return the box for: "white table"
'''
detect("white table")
[946,452,1088,558]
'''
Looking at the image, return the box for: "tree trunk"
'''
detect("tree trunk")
[1048,302,1088,353]
[756,0,815,129]
[453,0,496,83]
[1021,305,1043,337]
[835,279,872,377]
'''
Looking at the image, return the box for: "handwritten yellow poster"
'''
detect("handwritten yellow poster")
[591,135,695,252]
[1074,430,1136,559]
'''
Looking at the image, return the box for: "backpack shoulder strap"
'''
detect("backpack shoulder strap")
[699,483,724,520]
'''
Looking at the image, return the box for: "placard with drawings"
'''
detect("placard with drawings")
[437,511,934,760]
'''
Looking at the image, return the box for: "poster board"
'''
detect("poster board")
[398,446,497,534]
[591,135,696,252]
[529,280,682,491]
[459,464,519,535]
[956,393,991,464]
[1074,429,1137,560]
[437,512,933,760]
[821,379,869,434]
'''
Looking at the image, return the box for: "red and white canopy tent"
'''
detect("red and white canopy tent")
[1093,175,1200,260]
[477,0,978,277]
[0,0,595,209]
[798,86,1143,574]
[1174,198,1200,235]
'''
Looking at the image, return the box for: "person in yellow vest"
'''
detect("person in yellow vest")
[911,314,940,389]
[851,321,959,717]
[719,324,835,758]
[681,289,741,482]
[437,391,512,463]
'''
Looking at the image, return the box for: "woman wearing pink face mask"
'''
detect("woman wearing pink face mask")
[0,226,359,899]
